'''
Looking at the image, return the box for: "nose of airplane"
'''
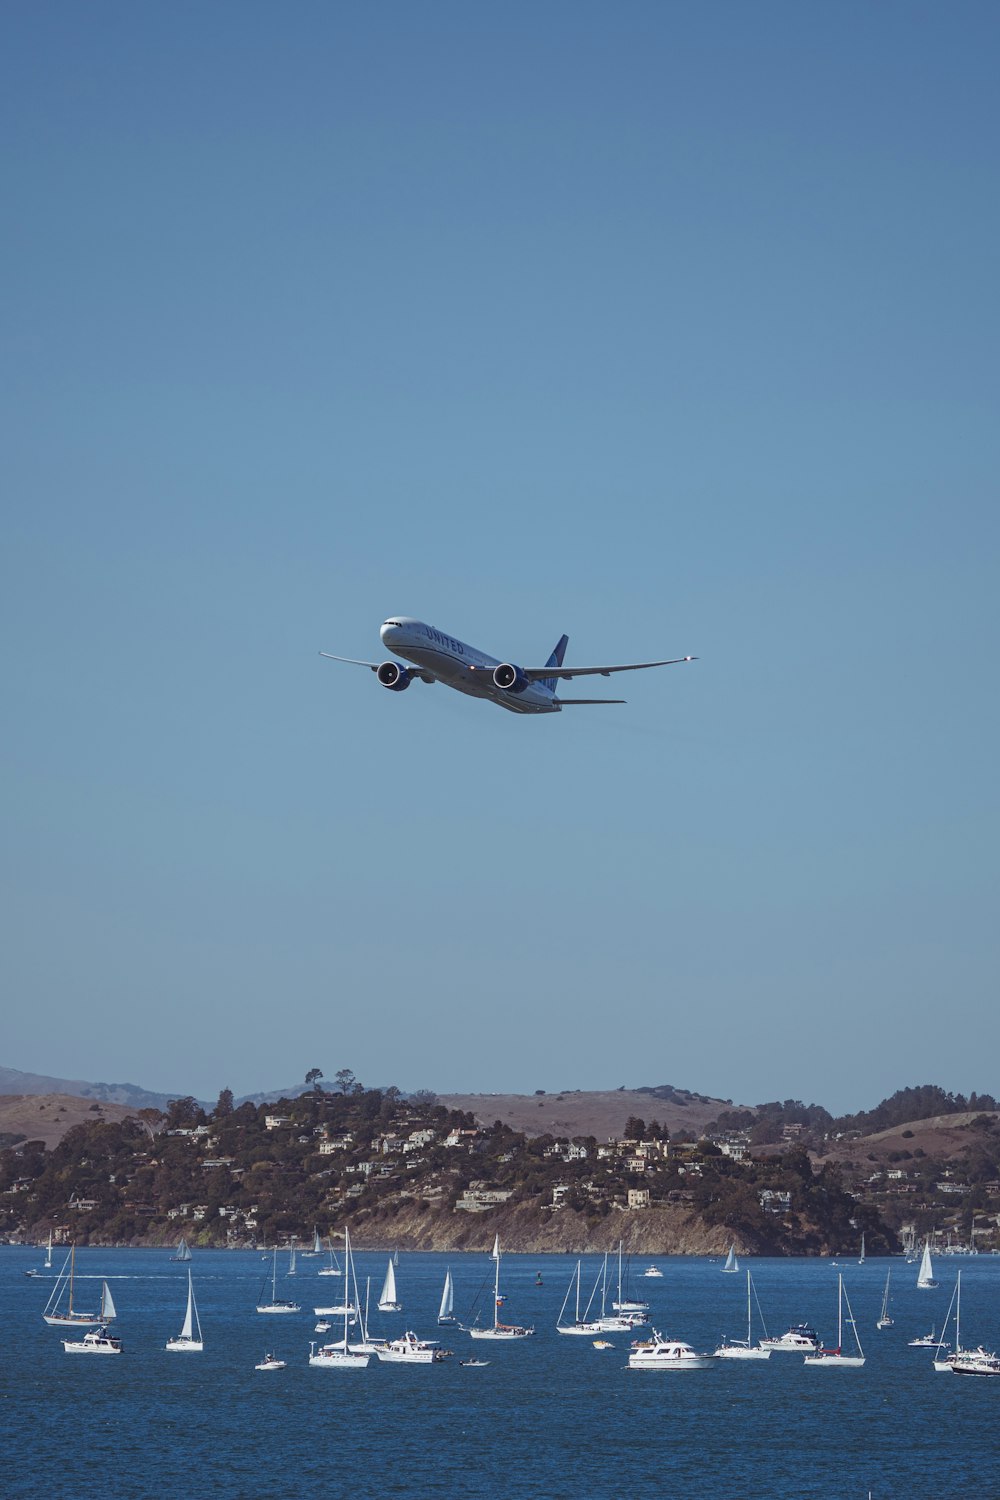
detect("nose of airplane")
[380,621,399,647]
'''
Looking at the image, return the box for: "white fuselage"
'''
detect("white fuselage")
[380,619,560,715]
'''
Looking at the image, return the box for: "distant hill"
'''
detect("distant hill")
[0,1093,139,1150]
[0,1066,187,1114]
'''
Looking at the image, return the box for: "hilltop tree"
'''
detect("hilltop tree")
[214,1088,234,1119]
[334,1068,357,1095]
[305,1068,324,1093]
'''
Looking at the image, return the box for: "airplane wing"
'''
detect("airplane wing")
[522,656,697,682]
[318,652,435,683]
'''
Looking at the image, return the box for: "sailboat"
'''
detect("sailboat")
[165,1269,203,1351]
[917,1239,939,1289]
[308,1228,370,1369]
[467,1237,534,1340]
[556,1261,602,1336]
[170,1237,192,1263]
[876,1269,893,1329]
[42,1247,103,1327]
[256,1247,300,1314]
[936,1270,1000,1375]
[803,1274,865,1367]
[437,1267,457,1326]
[722,1244,739,1274]
[378,1257,402,1313]
[592,1252,646,1332]
[45,1231,53,1269]
[317,1236,344,1277]
[302,1228,322,1258]
[287,1239,297,1275]
[858,1233,866,1265]
[715,1269,771,1358]
[611,1241,649,1312]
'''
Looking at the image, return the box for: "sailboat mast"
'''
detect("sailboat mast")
[746,1269,752,1344]
[837,1273,843,1352]
[956,1269,961,1353]
[68,1244,75,1315]
[493,1242,501,1329]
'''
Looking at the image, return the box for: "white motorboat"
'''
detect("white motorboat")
[255,1353,286,1370]
[642,1265,663,1278]
[256,1247,300,1314]
[629,1333,716,1370]
[63,1325,123,1355]
[908,1329,939,1347]
[377,1330,447,1364]
[466,1237,533,1340]
[803,1275,865,1367]
[715,1269,771,1359]
[950,1344,1000,1376]
[165,1268,203,1351]
[759,1323,821,1353]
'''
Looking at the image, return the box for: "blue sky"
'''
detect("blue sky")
[3,1,998,1112]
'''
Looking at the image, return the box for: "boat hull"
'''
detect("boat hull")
[165,1337,203,1352]
[715,1344,770,1360]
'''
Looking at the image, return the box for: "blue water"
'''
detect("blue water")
[3,1247,998,1498]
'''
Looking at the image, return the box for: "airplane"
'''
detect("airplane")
[320,617,696,715]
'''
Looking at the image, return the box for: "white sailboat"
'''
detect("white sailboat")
[932,1277,959,1370]
[287,1239,297,1275]
[42,1246,103,1328]
[858,1233,866,1265]
[317,1236,344,1277]
[170,1237,192,1263]
[438,1267,456,1325]
[256,1247,300,1314]
[378,1257,402,1312]
[302,1228,322,1258]
[556,1261,602,1336]
[308,1228,370,1369]
[917,1239,938,1289]
[803,1274,865,1367]
[467,1237,534,1340]
[592,1251,647,1332]
[715,1269,771,1359]
[45,1231,53,1270]
[876,1269,893,1329]
[166,1269,203,1351]
[611,1240,649,1312]
[722,1244,739,1274]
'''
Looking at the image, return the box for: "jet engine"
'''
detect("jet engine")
[376,661,412,692]
[493,663,529,694]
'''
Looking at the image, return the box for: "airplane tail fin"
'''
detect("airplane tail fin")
[540,634,568,694]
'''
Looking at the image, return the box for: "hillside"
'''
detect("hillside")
[439,1086,734,1141]
[0,1066,185,1114]
[0,1094,138,1151]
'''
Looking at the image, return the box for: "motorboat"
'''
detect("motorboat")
[62,1325,123,1355]
[377,1330,447,1364]
[950,1345,1000,1376]
[759,1323,821,1353]
[908,1329,938,1347]
[255,1353,285,1370]
[642,1265,663,1278]
[629,1333,716,1370]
